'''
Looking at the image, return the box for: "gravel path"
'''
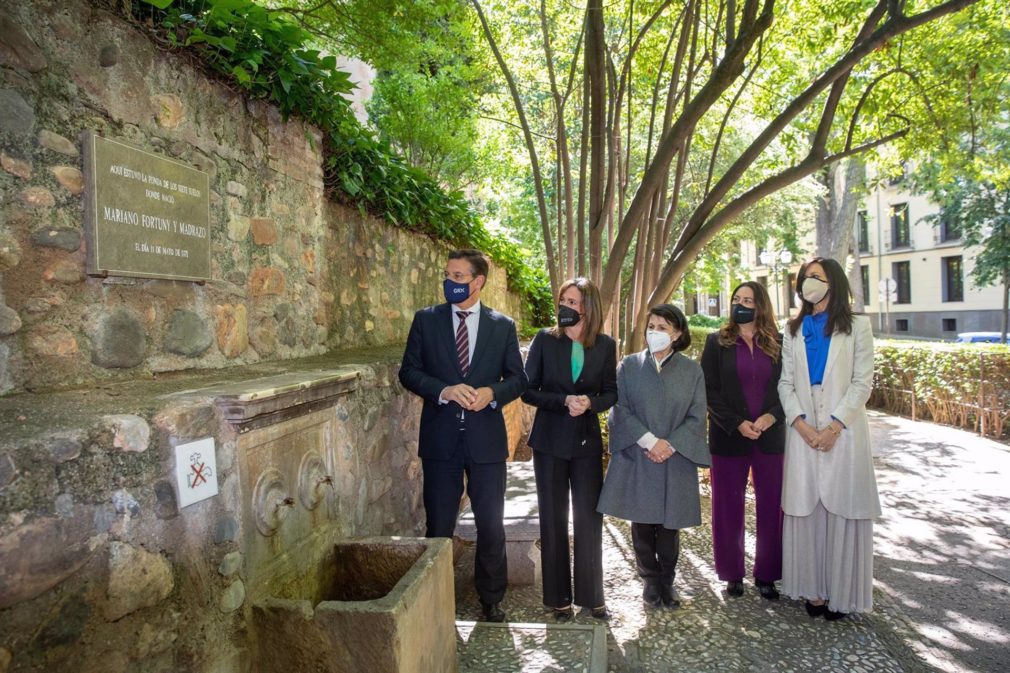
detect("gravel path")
[454,412,1010,672]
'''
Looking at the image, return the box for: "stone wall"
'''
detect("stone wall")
[0,352,429,673]
[0,2,536,673]
[0,0,529,397]
[322,202,526,352]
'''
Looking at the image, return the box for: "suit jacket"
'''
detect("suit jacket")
[778,314,880,519]
[522,329,618,459]
[700,331,785,456]
[399,302,527,463]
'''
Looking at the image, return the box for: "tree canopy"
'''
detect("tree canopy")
[188,0,1008,344]
[457,0,1007,345]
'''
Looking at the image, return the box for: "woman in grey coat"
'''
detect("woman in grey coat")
[598,304,710,607]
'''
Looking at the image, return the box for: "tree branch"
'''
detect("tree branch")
[472,0,559,293]
[599,0,775,314]
[649,126,909,309]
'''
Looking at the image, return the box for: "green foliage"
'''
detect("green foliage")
[687,314,723,329]
[367,70,481,185]
[146,0,355,125]
[913,121,1010,338]
[684,326,717,360]
[135,0,553,325]
[871,340,1010,438]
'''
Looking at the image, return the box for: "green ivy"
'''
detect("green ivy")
[134,0,553,325]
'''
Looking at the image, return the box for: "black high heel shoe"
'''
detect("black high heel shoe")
[553,606,574,622]
[756,580,780,600]
[805,601,827,618]
[824,608,848,621]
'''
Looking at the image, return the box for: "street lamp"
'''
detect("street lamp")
[759,249,794,319]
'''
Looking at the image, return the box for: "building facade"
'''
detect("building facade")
[735,175,1004,340]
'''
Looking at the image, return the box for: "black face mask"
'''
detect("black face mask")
[732,304,756,325]
[557,305,582,327]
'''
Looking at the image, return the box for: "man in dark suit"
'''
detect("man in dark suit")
[399,248,527,622]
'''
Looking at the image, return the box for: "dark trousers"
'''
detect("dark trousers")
[422,434,507,605]
[710,449,784,583]
[631,523,680,584]
[533,450,605,609]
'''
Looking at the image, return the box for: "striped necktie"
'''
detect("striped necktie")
[455,311,471,376]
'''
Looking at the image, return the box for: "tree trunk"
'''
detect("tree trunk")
[540,0,576,281]
[471,0,559,295]
[848,246,865,312]
[815,157,865,262]
[1002,265,1009,344]
[586,0,607,283]
[577,60,589,277]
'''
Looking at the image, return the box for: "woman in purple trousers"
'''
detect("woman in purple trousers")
[700,281,785,599]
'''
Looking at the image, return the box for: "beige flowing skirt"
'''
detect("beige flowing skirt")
[782,385,874,613]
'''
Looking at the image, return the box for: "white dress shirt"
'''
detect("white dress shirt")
[438,301,494,409]
[452,299,480,366]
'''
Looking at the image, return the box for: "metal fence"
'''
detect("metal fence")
[870,348,1010,440]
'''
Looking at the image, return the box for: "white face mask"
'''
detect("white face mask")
[646,330,673,353]
[801,277,829,304]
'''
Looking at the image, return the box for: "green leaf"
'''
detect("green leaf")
[232,65,251,85]
[278,72,292,94]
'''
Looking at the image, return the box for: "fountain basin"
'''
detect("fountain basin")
[253,537,457,673]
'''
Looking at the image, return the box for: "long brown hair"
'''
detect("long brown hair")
[718,281,780,362]
[787,257,855,337]
[550,277,604,348]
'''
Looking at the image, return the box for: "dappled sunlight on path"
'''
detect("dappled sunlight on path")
[449,412,1008,672]
[870,411,1010,673]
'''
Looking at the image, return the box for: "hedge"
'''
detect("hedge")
[685,327,1010,439]
[871,340,1010,439]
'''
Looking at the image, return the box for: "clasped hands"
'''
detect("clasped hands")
[792,418,841,452]
[645,439,675,464]
[442,384,495,411]
[737,413,777,440]
[564,394,592,417]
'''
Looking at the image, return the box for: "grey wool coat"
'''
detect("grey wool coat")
[597,349,711,529]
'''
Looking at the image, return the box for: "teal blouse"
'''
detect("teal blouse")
[571,340,584,381]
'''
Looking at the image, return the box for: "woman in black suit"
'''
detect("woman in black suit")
[700,281,786,600]
[523,277,618,621]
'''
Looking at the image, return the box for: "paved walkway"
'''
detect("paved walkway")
[869,412,1010,673]
[453,412,1010,672]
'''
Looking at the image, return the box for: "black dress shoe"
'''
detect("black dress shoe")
[481,601,506,622]
[805,601,827,618]
[755,580,780,600]
[552,606,573,623]
[824,609,848,621]
[642,580,662,607]
[588,606,611,621]
[726,581,745,597]
[660,583,681,608]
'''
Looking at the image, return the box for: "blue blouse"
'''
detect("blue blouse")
[802,312,832,385]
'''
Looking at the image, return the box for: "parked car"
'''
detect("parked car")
[955,332,1007,344]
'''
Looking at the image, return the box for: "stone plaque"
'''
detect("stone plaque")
[83,131,211,281]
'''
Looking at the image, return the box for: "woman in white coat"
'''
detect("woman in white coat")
[778,257,880,620]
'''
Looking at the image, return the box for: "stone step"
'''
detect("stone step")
[456,460,541,584]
